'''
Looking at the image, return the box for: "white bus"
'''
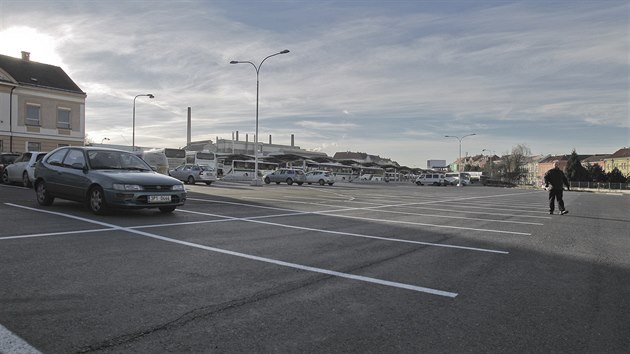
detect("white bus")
[164,148,187,169]
[186,151,223,176]
[223,160,279,180]
[136,149,169,175]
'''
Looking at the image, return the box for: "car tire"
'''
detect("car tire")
[264,177,271,184]
[1,170,8,184]
[35,180,54,206]
[159,206,176,213]
[22,171,31,188]
[297,182,303,186]
[415,181,422,186]
[328,183,334,186]
[88,186,109,215]
[318,179,325,186]
[286,178,293,185]
[205,181,212,185]
[187,176,195,185]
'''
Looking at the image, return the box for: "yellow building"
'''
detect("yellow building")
[605,147,630,176]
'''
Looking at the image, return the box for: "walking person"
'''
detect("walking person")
[544,160,570,215]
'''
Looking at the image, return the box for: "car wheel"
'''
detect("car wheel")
[205,181,212,185]
[22,171,31,188]
[187,176,195,185]
[297,182,303,186]
[415,181,421,186]
[88,186,109,215]
[159,206,176,213]
[328,183,334,186]
[275,182,280,184]
[318,179,325,186]
[264,177,271,184]
[1,170,8,184]
[286,178,293,185]
[35,180,54,206]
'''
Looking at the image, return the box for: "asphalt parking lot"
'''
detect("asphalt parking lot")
[1,182,629,353]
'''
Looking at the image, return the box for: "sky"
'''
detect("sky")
[0,0,628,168]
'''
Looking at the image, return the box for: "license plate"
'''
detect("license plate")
[148,195,171,203]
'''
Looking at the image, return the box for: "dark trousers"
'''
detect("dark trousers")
[548,189,565,212]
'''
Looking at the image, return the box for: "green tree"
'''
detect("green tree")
[606,168,626,183]
[587,163,606,182]
[565,149,589,181]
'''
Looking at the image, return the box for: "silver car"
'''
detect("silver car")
[2,151,47,187]
[305,170,335,186]
[263,168,305,185]
[168,164,216,185]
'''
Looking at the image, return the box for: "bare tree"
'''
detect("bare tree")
[498,144,531,183]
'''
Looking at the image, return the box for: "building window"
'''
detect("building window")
[57,108,71,129]
[26,104,41,126]
[27,142,41,151]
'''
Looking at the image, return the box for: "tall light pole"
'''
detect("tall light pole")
[445,133,476,186]
[132,94,155,151]
[230,49,290,186]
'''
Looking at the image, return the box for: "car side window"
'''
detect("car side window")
[46,149,68,166]
[63,149,86,169]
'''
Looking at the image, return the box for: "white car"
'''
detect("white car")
[445,172,471,186]
[305,170,335,186]
[2,151,47,187]
[168,164,216,185]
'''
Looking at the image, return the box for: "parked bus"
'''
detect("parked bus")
[164,148,187,169]
[186,151,223,176]
[223,160,279,179]
[135,149,169,175]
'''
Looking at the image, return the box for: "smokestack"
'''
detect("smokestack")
[291,134,294,147]
[269,134,272,144]
[21,51,30,61]
[187,107,191,147]
[246,134,249,143]
[236,131,239,141]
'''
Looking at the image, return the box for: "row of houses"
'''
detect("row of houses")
[452,148,630,185]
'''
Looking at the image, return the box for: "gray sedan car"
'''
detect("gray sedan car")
[34,146,186,214]
[168,164,216,185]
[263,168,306,185]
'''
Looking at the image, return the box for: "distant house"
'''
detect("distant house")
[0,51,86,153]
[581,154,609,169]
[605,147,630,176]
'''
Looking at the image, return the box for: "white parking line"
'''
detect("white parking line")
[176,209,509,254]
[0,228,114,241]
[0,324,42,354]
[5,203,458,298]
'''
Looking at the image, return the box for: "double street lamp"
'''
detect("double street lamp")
[230,49,290,186]
[132,94,155,151]
[445,133,476,186]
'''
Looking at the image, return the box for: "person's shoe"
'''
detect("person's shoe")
[561,210,569,215]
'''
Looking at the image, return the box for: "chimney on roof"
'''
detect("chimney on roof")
[21,51,31,61]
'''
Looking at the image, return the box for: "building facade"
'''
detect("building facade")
[0,52,86,153]
[605,147,630,176]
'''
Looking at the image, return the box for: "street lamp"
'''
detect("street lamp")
[132,94,155,151]
[230,49,290,186]
[445,133,476,186]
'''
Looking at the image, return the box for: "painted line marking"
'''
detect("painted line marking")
[0,324,42,354]
[5,203,458,298]
[176,209,509,254]
[0,228,114,241]
[189,198,532,236]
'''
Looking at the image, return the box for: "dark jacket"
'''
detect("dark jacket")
[544,168,569,190]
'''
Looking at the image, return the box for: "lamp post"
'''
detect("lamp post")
[132,94,154,151]
[230,49,290,186]
[445,133,476,186]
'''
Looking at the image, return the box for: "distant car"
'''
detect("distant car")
[0,153,20,180]
[168,164,216,185]
[34,146,186,214]
[415,173,445,186]
[305,170,335,186]
[263,168,305,185]
[2,151,47,187]
[445,172,471,186]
